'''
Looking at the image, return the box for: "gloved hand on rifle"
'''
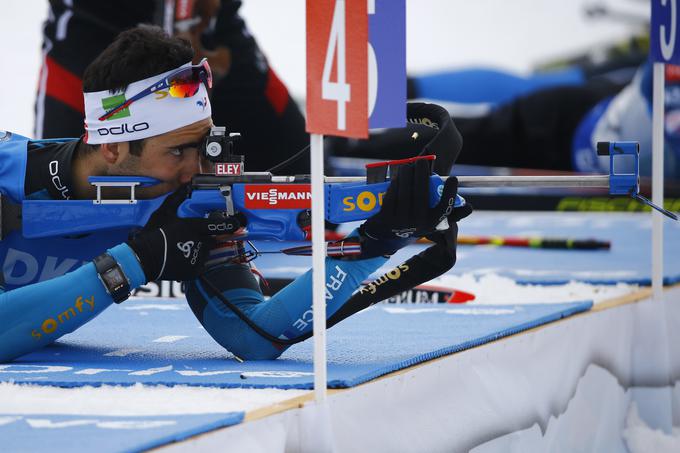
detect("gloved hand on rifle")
[356,158,472,259]
[127,186,240,282]
[325,158,472,327]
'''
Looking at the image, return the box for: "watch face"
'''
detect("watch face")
[104,268,126,287]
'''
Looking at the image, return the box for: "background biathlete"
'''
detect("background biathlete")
[38,0,309,174]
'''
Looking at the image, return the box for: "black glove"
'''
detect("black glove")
[328,168,472,323]
[358,158,463,258]
[127,186,240,282]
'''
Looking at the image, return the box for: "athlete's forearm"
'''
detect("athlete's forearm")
[0,244,146,362]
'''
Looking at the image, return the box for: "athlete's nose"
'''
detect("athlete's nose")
[179,171,193,185]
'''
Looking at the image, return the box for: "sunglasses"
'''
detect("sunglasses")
[98,58,213,121]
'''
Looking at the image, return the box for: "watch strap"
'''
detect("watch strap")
[93,253,131,304]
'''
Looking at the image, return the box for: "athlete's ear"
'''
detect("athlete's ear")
[99,142,127,164]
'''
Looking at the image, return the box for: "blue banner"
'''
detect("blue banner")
[0,297,592,389]
[0,413,243,453]
[651,0,680,64]
[368,0,406,128]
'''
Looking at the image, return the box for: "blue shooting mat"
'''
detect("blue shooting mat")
[0,297,592,389]
[0,412,243,453]
[253,212,680,285]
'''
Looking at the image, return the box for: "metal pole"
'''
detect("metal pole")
[310,133,328,403]
[652,63,665,300]
[318,174,611,188]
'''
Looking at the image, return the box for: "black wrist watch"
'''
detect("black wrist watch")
[93,253,131,304]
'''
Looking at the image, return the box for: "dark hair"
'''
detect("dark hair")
[83,26,194,155]
[83,25,194,93]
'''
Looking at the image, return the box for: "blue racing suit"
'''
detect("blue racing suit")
[0,131,387,362]
[571,63,680,179]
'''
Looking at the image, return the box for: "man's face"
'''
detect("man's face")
[108,118,213,199]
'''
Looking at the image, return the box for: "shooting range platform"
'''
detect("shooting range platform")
[255,212,680,286]
[1,212,679,452]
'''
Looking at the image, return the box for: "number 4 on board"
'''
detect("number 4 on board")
[322,0,351,131]
[306,0,368,138]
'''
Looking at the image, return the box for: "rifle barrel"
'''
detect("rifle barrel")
[316,175,611,188]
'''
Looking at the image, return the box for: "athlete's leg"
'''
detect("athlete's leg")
[36,2,119,139]
[210,67,309,174]
[185,256,387,360]
[35,56,86,139]
[205,7,310,174]
[409,67,585,106]
[333,80,623,172]
[454,80,623,170]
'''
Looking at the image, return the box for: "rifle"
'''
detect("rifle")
[21,158,465,243]
[20,135,675,244]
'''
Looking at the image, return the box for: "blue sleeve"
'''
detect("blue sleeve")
[0,243,146,363]
[411,67,584,106]
[189,255,388,360]
[0,131,29,203]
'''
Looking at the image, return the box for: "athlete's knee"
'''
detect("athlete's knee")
[184,264,291,360]
[225,334,288,361]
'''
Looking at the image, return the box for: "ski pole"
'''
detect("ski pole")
[454,235,611,250]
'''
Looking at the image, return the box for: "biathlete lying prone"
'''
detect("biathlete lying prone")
[0,26,471,362]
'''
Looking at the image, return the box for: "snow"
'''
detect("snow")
[0,0,48,138]
[624,402,680,453]
[437,273,636,305]
[0,382,306,415]
[472,365,680,453]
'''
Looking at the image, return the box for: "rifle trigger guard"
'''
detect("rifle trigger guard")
[219,184,235,216]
